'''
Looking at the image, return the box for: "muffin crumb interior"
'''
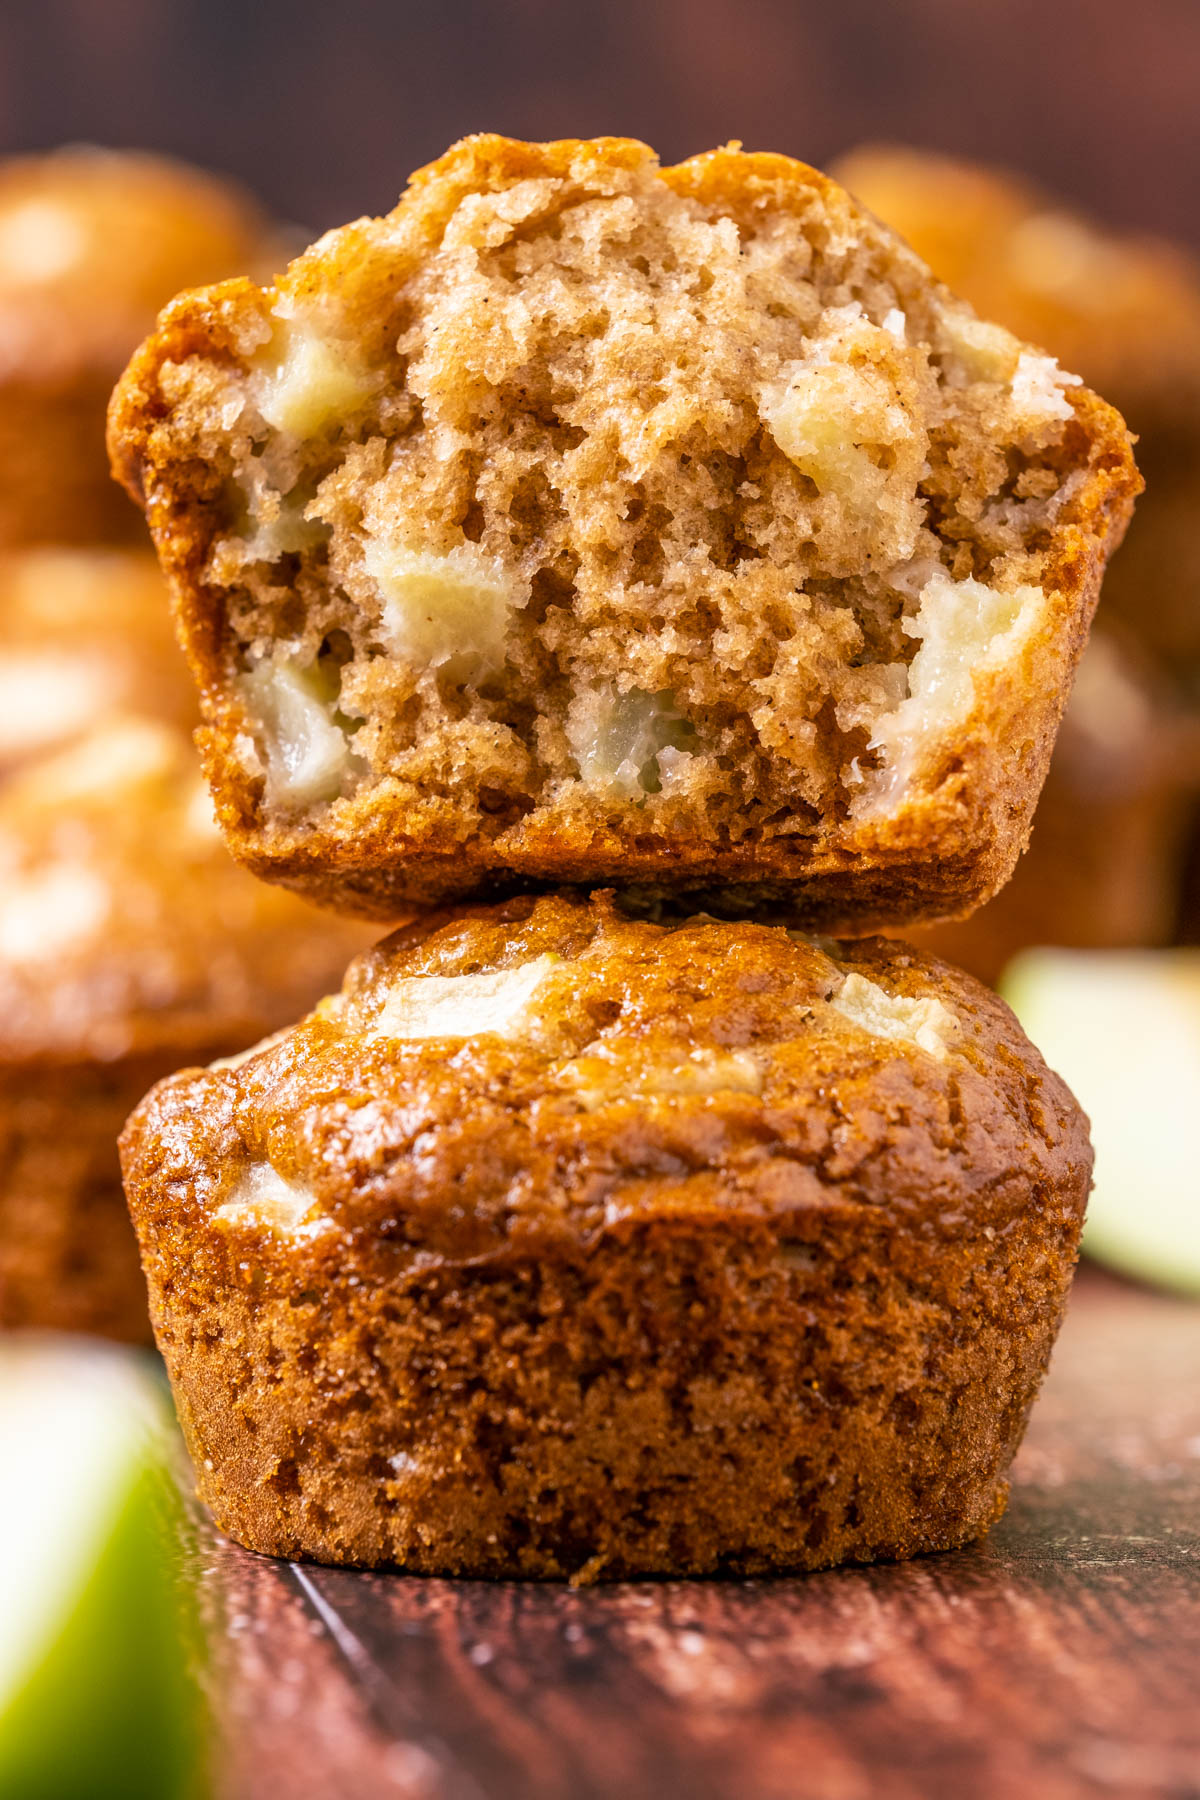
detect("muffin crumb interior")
[156,146,1091,849]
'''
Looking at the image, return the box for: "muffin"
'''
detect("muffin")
[0,546,196,776]
[834,145,1200,667]
[908,630,1200,983]
[0,715,376,1340]
[0,145,276,547]
[108,134,1138,931]
[121,891,1092,1580]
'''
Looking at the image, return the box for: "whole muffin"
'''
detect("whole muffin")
[108,134,1137,930]
[121,892,1092,1580]
[0,145,276,547]
[0,546,196,776]
[0,715,376,1340]
[834,144,1200,668]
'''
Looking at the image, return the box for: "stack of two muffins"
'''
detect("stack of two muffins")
[109,136,1138,1580]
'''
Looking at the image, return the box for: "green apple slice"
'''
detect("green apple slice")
[0,1336,205,1800]
[1002,949,1200,1296]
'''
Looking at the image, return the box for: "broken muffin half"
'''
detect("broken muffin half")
[108,135,1139,929]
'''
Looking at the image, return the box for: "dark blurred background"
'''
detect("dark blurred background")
[0,0,1197,245]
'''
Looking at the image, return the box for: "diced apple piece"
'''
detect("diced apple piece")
[567,685,698,798]
[1002,949,1200,1295]
[362,539,528,685]
[373,954,561,1041]
[253,320,376,438]
[831,971,960,1059]
[238,658,358,809]
[0,1338,204,1800]
[860,569,1046,808]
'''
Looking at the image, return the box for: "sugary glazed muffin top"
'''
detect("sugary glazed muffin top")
[109,135,1138,925]
[0,548,196,774]
[130,891,1092,1270]
[0,146,274,385]
[834,144,1200,430]
[0,714,374,1066]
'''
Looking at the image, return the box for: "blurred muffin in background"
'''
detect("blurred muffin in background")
[0,547,195,775]
[907,631,1200,983]
[834,145,1200,668]
[0,146,279,547]
[0,715,379,1341]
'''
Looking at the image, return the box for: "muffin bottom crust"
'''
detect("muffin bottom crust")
[159,1212,1066,1581]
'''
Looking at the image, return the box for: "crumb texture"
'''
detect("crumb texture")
[110,135,1139,925]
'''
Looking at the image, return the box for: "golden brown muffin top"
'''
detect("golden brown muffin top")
[127,891,1091,1272]
[0,146,274,385]
[0,547,196,774]
[0,713,375,1066]
[834,144,1200,432]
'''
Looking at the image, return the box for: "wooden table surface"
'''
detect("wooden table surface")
[195,1269,1200,1800]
